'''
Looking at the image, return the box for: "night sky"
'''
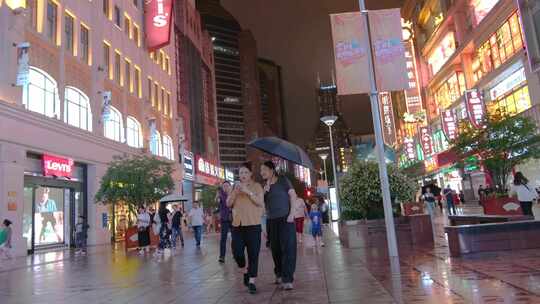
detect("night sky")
[222,0,404,147]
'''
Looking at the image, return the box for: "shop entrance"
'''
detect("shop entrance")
[23,176,85,254]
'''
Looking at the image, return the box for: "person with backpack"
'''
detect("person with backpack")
[510,172,538,216]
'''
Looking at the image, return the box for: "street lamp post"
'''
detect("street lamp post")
[319,153,328,182]
[321,115,341,219]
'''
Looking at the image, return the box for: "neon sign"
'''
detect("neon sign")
[144,0,173,51]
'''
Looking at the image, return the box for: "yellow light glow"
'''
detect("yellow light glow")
[5,0,25,10]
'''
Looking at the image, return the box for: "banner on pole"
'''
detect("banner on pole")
[465,90,485,128]
[418,126,433,156]
[441,109,458,141]
[330,13,370,95]
[331,9,408,95]
[16,42,30,86]
[368,8,409,92]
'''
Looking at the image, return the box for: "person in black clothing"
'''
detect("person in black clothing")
[155,205,171,255]
[217,181,233,263]
[170,204,184,249]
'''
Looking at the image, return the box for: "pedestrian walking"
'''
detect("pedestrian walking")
[227,162,264,294]
[320,199,330,224]
[171,204,184,250]
[0,219,13,259]
[75,216,89,255]
[293,197,307,243]
[260,160,300,291]
[155,205,172,255]
[443,185,457,215]
[510,172,538,216]
[217,181,232,263]
[309,204,324,247]
[137,207,151,254]
[189,202,204,247]
[422,187,436,218]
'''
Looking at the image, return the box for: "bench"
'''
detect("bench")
[448,215,533,226]
[445,220,540,257]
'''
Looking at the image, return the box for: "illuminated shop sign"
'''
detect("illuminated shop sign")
[465,90,485,128]
[144,0,173,51]
[472,0,501,25]
[404,137,416,160]
[295,164,312,187]
[379,92,396,146]
[441,109,458,140]
[43,154,74,178]
[428,32,456,76]
[418,126,433,156]
[489,67,526,100]
[196,156,224,180]
[183,151,194,181]
[403,40,423,114]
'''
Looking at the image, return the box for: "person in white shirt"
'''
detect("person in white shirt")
[137,207,151,254]
[189,202,205,247]
[509,172,538,216]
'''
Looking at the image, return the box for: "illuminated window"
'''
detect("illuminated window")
[167,92,171,117]
[134,66,141,98]
[102,0,110,18]
[114,5,121,28]
[125,59,131,92]
[46,0,58,44]
[133,24,140,47]
[104,106,123,142]
[150,131,162,156]
[148,77,154,105]
[103,42,111,79]
[23,67,60,119]
[155,82,160,109]
[162,135,174,160]
[80,25,90,64]
[471,0,501,25]
[428,32,456,76]
[27,0,38,29]
[124,15,131,38]
[64,87,92,131]
[126,116,143,148]
[114,50,121,85]
[160,87,165,112]
[64,13,74,55]
[489,85,531,116]
[434,72,466,109]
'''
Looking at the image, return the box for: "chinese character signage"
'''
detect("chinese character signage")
[418,126,433,156]
[441,109,458,140]
[144,0,173,51]
[403,40,423,114]
[403,137,416,160]
[183,151,194,181]
[465,90,485,128]
[330,9,408,95]
[379,92,396,146]
[43,154,74,178]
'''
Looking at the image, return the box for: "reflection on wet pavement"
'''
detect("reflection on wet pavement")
[2,207,540,303]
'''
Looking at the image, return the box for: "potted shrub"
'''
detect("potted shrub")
[453,113,540,215]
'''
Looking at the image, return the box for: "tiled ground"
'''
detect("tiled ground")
[2,205,540,303]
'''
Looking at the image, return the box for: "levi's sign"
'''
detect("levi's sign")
[144,0,173,51]
[43,154,74,178]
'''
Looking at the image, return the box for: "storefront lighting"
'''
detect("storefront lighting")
[6,0,25,11]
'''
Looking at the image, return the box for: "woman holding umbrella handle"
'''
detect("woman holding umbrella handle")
[260,160,300,291]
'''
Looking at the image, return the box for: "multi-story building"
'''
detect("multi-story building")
[401,0,540,199]
[196,0,265,174]
[0,0,179,255]
[257,58,286,138]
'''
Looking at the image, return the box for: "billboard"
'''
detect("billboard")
[144,0,173,51]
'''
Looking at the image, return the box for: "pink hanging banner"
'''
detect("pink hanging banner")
[368,8,409,92]
[465,90,485,128]
[330,13,370,95]
[144,0,174,51]
[403,137,416,160]
[418,126,433,156]
[441,109,458,141]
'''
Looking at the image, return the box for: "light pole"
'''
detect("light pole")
[321,115,341,219]
[319,153,328,182]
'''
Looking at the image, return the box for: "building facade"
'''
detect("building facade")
[400,0,540,199]
[0,0,180,255]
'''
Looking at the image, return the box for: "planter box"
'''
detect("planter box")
[481,196,522,215]
[339,214,433,249]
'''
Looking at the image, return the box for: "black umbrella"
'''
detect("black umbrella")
[248,137,314,169]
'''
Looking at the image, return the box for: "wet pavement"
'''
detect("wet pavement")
[2,206,540,303]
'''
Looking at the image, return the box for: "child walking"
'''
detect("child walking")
[309,204,324,247]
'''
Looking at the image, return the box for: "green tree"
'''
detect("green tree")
[199,185,218,211]
[452,113,540,194]
[95,155,175,218]
[340,161,416,220]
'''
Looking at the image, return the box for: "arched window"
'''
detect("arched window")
[150,131,162,156]
[104,106,124,142]
[162,135,174,160]
[126,116,143,148]
[64,87,92,131]
[23,67,60,118]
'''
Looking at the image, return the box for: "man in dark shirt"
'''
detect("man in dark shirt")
[443,185,456,215]
[217,181,232,263]
[171,204,184,249]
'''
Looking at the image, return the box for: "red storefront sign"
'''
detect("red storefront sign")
[144,0,173,51]
[403,40,423,114]
[379,92,396,146]
[404,137,416,160]
[436,150,458,167]
[43,154,74,178]
[441,109,458,140]
[418,126,433,156]
[465,90,485,128]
